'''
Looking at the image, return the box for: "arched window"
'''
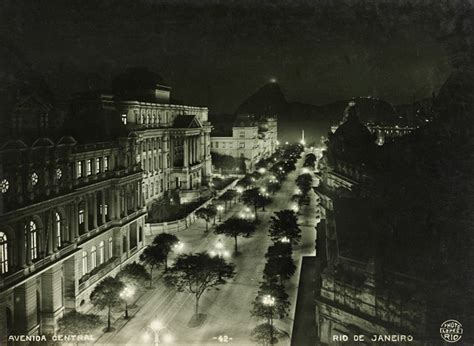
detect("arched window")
[108,237,113,258]
[82,251,88,276]
[29,221,38,260]
[55,212,62,248]
[0,232,8,274]
[99,241,105,265]
[91,246,97,270]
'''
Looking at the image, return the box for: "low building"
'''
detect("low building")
[210,114,277,171]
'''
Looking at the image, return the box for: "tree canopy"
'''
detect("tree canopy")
[196,206,217,231]
[117,262,151,287]
[268,209,301,245]
[152,233,179,268]
[140,244,167,285]
[164,252,235,316]
[214,217,256,253]
[90,276,124,331]
[58,311,102,335]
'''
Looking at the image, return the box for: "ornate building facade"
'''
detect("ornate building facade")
[210,114,277,171]
[70,68,213,204]
[0,133,146,341]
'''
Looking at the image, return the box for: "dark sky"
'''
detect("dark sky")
[0,0,462,113]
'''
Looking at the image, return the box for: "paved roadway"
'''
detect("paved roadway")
[95,156,317,345]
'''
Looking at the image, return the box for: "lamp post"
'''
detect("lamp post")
[262,294,276,345]
[143,319,173,345]
[120,285,136,319]
[217,205,224,222]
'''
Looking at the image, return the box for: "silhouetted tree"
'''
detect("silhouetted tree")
[164,252,235,317]
[214,217,256,253]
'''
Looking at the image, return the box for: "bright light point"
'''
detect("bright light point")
[280,236,290,243]
[150,320,163,331]
[258,168,266,174]
[209,250,217,257]
[239,212,245,218]
[217,205,224,211]
[302,167,310,174]
[162,333,174,343]
[245,207,250,213]
[276,140,280,145]
[269,77,277,83]
[260,187,266,193]
[223,250,230,258]
[236,187,243,194]
[285,141,289,145]
[295,188,301,195]
[143,333,151,342]
[291,204,299,213]
[262,294,276,306]
[173,241,184,251]
[215,240,224,249]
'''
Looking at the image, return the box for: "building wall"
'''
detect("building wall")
[0,137,146,341]
[115,100,212,205]
[210,117,277,171]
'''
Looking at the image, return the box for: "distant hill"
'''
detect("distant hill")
[235,82,429,143]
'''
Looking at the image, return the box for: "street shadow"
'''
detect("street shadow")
[187,313,207,328]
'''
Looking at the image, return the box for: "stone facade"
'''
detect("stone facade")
[210,114,277,171]
[0,135,146,341]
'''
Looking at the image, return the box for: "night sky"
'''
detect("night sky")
[0,0,462,113]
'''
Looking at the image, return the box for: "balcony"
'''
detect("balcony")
[78,257,120,292]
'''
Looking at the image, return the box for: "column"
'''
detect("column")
[26,222,32,265]
[13,281,38,334]
[92,193,98,228]
[18,223,26,268]
[101,190,106,224]
[68,204,75,242]
[183,137,189,167]
[47,212,53,255]
[73,201,79,238]
[84,197,89,233]
[41,265,64,334]
[193,137,197,163]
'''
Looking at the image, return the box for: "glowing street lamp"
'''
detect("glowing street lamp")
[262,294,276,345]
[280,236,290,243]
[236,186,244,194]
[217,205,224,222]
[258,167,266,174]
[173,241,184,252]
[291,203,299,213]
[120,285,136,319]
[294,188,301,195]
[143,319,173,345]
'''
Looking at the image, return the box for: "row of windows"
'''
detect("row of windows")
[1,169,63,194]
[81,238,113,276]
[144,179,164,200]
[212,142,245,149]
[77,157,109,178]
[0,214,64,274]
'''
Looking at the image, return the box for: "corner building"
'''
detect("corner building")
[0,135,146,341]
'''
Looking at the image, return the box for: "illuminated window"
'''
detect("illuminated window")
[29,221,38,260]
[82,251,88,276]
[108,237,113,258]
[0,179,9,193]
[0,232,8,274]
[91,246,97,270]
[99,241,105,265]
[104,157,109,171]
[86,160,92,176]
[77,161,83,178]
[96,158,101,174]
[31,172,39,186]
[100,204,108,216]
[121,114,127,125]
[56,168,62,180]
[55,212,62,248]
[79,209,84,224]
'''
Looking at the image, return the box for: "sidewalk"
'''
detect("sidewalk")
[291,256,318,346]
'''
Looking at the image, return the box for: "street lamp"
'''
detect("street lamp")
[120,284,136,319]
[280,236,290,243]
[143,319,173,345]
[291,203,299,213]
[173,241,184,252]
[258,167,266,174]
[262,295,276,345]
[217,205,224,222]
